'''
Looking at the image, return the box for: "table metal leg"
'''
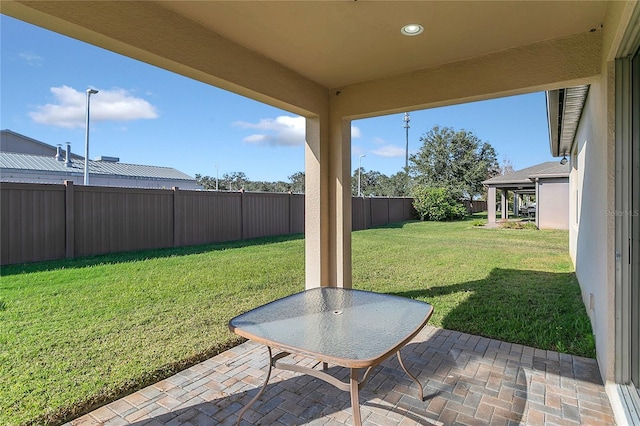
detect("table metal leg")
[397,350,424,401]
[350,368,362,426]
[236,346,273,426]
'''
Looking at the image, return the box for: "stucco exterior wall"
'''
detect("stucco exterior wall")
[537,178,569,230]
[571,69,616,382]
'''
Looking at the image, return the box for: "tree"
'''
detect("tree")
[501,156,515,175]
[380,171,412,197]
[412,186,467,221]
[288,171,305,193]
[195,173,217,190]
[223,172,248,191]
[351,168,386,196]
[410,126,500,201]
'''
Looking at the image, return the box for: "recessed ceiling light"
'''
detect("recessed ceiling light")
[401,24,424,36]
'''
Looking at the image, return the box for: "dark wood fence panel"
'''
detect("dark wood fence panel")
[176,190,242,246]
[0,183,66,264]
[242,192,291,239]
[352,198,365,231]
[370,198,390,227]
[1,182,420,265]
[389,198,406,223]
[289,194,305,234]
[403,198,415,220]
[462,200,487,213]
[73,186,174,257]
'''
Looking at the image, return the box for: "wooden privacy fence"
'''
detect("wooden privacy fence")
[1,182,415,265]
[352,197,416,230]
[462,200,488,214]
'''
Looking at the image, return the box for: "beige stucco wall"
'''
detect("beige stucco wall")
[537,178,570,230]
[570,66,616,383]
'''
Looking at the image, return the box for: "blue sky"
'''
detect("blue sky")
[1,15,556,182]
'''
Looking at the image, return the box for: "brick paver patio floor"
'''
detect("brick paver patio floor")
[66,326,614,425]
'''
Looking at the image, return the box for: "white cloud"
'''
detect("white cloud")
[244,134,269,143]
[29,86,159,129]
[235,116,304,146]
[373,137,386,145]
[19,51,43,67]
[234,116,362,146]
[372,144,406,158]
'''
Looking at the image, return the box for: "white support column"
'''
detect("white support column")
[535,179,540,229]
[501,189,508,220]
[487,187,496,224]
[514,192,520,216]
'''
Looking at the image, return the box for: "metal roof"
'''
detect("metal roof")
[482,161,570,186]
[0,152,195,181]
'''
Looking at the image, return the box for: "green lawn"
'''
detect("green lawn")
[0,215,593,425]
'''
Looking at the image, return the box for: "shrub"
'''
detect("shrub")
[501,221,538,230]
[412,186,467,221]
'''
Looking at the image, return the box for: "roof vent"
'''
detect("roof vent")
[65,143,72,167]
[55,144,63,161]
[95,156,119,163]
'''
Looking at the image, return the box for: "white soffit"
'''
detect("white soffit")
[547,85,590,157]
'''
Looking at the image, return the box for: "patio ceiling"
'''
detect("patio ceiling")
[157,1,608,89]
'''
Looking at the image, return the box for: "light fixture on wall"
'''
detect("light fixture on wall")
[560,152,568,165]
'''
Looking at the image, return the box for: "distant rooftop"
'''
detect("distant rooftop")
[0,151,195,182]
[483,161,570,186]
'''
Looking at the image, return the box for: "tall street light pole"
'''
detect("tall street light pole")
[403,112,410,171]
[358,154,366,197]
[84,89,99,185]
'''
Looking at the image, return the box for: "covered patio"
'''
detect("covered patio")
[483,162,570,230]
[67,326,613,425]
[4,1,638,424]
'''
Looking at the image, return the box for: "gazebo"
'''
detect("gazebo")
[483,162,570,229]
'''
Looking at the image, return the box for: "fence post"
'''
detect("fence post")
[64,180,75,259]
[240,189,245,240]
[404,197,408,221]
[288,192,293,235]
[173,187,180,247]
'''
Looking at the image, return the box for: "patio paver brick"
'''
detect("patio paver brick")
[68,326,615,425]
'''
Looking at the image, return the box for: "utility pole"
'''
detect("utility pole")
[403,112,410,170]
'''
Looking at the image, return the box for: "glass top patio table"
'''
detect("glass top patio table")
[229,287,434,368]
[229,287,434,425]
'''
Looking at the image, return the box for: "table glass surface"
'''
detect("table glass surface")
[229,288,433,364]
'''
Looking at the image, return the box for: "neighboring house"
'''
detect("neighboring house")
[3,2,638,423]
[483,162,570,230]
[0,130,200,190]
